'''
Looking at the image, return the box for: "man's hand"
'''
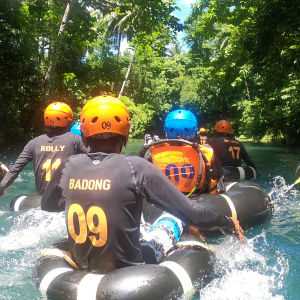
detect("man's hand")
[229,217,244,243]
[187,225,205,241]
[0,164,8,197]
[1,164,9,176]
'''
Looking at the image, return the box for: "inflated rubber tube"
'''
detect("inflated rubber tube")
[223,166,257,181]
[143,181,273,236]
[33,237,214,300]
[193,181,272,237]
[10,193,42,211]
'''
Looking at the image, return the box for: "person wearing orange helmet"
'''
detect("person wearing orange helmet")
[210,120,257,172]
[41,95,244,272]
[0,102,86,197]
[198,127,208,145]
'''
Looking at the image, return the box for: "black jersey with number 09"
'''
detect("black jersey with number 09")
[41,152,233,273]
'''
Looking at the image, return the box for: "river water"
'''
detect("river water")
[0,139,300,300]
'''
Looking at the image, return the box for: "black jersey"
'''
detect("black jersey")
[41,151,233,272]
[0,132,86,196]
[210,136,257,170]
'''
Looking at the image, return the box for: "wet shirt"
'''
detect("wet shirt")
[210,136,257,170]
[0,132,86,195]
[41,152,232,272]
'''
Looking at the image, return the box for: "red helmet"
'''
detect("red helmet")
[214,120,232,134]
[80,95,130,138]
[199,128,206,133]
[44,102,73,127]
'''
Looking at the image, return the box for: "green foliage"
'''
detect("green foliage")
[119,96,154,138]
[0,0,182,140]
[0,0,43,140]
[183,0,300,144]
[2,0,300,144]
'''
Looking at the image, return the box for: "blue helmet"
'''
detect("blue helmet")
[164,110,198,139]
[70,122,81,136]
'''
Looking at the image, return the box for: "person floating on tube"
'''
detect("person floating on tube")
[0,102,86,197]
[210,120,257,179]
[41,96,244,272]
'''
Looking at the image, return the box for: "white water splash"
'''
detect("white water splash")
[268,176,299,203]
[268,176,300,235]
[0,208,67,299]
[198,176,300,300]
[4,209,66,250]
[199,234,287,300]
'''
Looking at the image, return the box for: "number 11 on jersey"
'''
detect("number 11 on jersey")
[42,159,61,181]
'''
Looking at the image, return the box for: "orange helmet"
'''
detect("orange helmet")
[199,128,206,133]
[44,102,73,127]
[80,95,130,138]
[214,120,232,134]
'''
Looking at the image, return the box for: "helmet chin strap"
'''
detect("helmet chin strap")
[120,135,129,152]
[176,132,182,139]
[117,137,124,153]
[122,135,128,147]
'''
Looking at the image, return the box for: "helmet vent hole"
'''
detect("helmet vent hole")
[82,118,85,123]
[56,117,60,121]
[179,110,181,113]
[184,128,189,132]
[65,117,68,119]
[170,128,174,132]
[115,116,122,123]
[91,117,98,124]
[46,117,48,120]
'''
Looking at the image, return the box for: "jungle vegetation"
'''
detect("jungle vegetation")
[1,0,300,144]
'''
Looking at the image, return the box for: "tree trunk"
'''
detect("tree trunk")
[244,80,251,101]
[220,36,229,51]
[111,28,122,92]
[29,0,74,136]
[118,48,136,98]
[43,0,74,97]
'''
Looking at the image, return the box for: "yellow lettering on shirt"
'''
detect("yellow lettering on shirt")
[41,145,66,152]
[224,139,239,144]
[69,179,75,189]
[95,179,103,190]
[74,179,82,190]
[82,180,88,190]
[103,180,111,190]
[69,179,111,191]
[88,180,95,190]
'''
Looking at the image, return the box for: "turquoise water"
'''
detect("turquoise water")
[0,140,300,299]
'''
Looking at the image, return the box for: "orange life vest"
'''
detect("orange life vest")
[149,142,218,194]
